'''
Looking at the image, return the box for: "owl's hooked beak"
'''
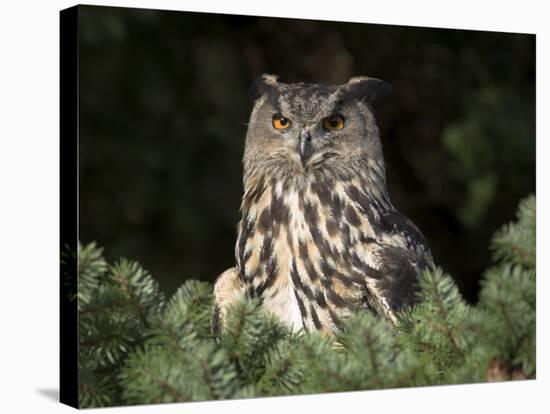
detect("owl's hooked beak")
[299,130,313,167]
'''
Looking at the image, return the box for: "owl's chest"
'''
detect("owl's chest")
[236,182,374,332]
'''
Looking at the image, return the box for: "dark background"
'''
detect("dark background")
[78,5,535,303]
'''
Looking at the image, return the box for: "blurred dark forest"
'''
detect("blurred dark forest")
[78,5,535,303]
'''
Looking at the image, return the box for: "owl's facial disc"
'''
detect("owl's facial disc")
[298,115,344,168]
[268,111,348,169]
[270,114,338,169]
[245,75,391,180]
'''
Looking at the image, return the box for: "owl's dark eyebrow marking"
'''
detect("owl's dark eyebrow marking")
[265,95,283,113]
[325,93,356,114]
[331,100,347,112]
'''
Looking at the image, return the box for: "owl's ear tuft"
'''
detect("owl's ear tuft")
[249,73,279,101]
[341,76,392,104]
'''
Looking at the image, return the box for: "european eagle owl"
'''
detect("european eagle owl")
[213,74,433,335]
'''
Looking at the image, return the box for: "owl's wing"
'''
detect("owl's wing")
[378,209,433,261]
[362,244,431,323]
[361,209,434,323]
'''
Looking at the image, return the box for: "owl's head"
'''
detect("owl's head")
[243,74,391,181]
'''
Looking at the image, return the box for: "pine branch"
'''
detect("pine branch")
[72,242,108,309]
[491,195,535,268]
[397,267,475,378]
[220,298,289,385]
[109,259,165,330]
[256,337,306,395]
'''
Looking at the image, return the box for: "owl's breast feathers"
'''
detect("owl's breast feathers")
[214,166,433,334]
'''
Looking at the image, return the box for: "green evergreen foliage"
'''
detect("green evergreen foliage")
[491,195,536,267]
[76,195,536,408]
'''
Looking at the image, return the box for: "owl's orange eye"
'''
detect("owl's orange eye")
[323,114,345,131]
[272,113,291,130]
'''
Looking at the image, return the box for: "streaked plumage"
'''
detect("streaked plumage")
[213,74,433,335]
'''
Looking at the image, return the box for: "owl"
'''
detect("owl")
[213,74,433,335]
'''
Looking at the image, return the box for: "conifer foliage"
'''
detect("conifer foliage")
[75,195,536,408]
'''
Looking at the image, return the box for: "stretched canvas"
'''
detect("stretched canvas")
[60,4,536,409]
